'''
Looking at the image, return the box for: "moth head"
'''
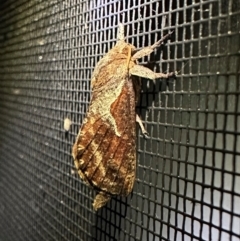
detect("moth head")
[114,42,136,56]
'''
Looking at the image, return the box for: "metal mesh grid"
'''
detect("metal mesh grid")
[0,0,239,240]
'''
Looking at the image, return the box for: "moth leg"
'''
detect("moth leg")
[93,191,111,211]
[136,114,149,138]
[130,65,174,80]
[127,46,131,68]
[132,32,173,60]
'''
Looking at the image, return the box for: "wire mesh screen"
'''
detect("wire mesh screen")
[0,0,239,240]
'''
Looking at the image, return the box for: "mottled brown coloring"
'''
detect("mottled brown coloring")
[72,24,174,210]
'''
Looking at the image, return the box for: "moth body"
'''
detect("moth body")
[72,24,174,210]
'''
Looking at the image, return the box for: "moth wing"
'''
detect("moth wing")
[72,80,137,196]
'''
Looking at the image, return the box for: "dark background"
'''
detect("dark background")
[0,0,240,240]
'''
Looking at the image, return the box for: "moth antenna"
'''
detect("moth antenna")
[117,23,125,41]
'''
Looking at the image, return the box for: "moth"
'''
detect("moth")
[72,24,175,210]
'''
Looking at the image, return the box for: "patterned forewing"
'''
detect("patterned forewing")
[73,80,137,196]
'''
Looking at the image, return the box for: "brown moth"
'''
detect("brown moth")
[72,24,174,210]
